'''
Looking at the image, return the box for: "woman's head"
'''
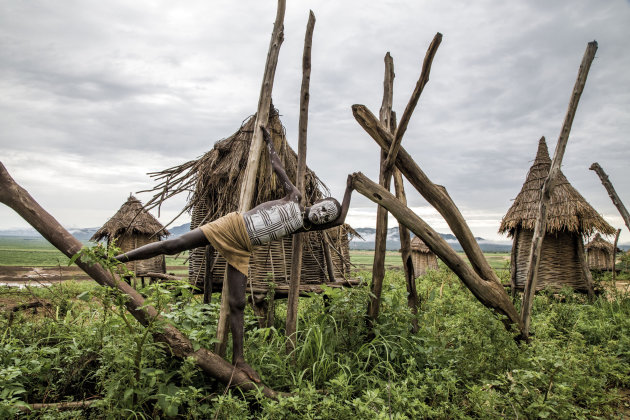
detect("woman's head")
[307,198,341,225]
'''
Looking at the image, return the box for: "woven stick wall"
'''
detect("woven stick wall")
[117,234,166,275]
[513,228,588,291]
[587,248,613,271]
[410,236,438,277]
[411,252,439,277]
[326,225,352,279]
[585,234,615,270]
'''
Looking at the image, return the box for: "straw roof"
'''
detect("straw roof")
[410,236,432,253]
[91,195,169,242]
[585,233,617,253]
[499,137,615,237]
[143,106,331,224]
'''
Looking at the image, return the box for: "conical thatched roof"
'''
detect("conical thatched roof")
[144,106,330,225]
[91,195,169,242]
[499,137,615,237]
[410,236,431,253]
[585,233,616,253]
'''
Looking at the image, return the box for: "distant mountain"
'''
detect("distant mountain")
[1,224,628,253]
[168,223,192,237]
[350,227,513,252]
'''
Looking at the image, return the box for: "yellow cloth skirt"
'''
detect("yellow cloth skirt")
[199,212,252,276]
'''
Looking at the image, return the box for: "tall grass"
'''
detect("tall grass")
[1,267,628,418]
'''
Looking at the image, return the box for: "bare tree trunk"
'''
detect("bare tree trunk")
[286,10,315,355]
[216,0,286,355]
[0,162,278,397]
[351,172,524,333]
[590,162,630,232]
[521,41,598,338]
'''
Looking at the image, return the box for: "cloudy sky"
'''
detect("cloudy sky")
[1,0,629,243]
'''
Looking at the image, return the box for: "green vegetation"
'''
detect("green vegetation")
[1,239,629,417]
[1,263,629,418]
[0,237,74,266]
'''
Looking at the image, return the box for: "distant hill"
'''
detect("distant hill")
[350,227,514,253]
[1,224,629,253]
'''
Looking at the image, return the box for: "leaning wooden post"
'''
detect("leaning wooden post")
[590,162,630,232]
[215,0,286,356]
[367,52,395,329]
[521,41,598,338]
[0,162,278,397]
[286,10,315,355]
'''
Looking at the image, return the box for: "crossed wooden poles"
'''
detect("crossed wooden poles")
[355,40,600,340]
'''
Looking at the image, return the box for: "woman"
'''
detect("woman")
[117,126,354,381]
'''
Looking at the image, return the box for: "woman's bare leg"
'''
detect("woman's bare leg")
[227,264,261,382]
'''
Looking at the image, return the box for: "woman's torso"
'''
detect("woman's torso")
[242,200,303,246]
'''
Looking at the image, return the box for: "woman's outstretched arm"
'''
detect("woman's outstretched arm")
[116,229,208,262]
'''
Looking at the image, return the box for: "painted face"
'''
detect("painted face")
[308,200,338,225]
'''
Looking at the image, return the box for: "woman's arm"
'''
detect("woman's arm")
[261,126,300,200]
[116,229,208,262]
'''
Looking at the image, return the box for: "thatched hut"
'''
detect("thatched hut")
[499,137,615,292]
[409,236,438,277]
[146,106,354,297]
[585,233,617,271]
[91,195,169,276]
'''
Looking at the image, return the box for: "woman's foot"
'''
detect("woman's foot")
[234,358,261,383]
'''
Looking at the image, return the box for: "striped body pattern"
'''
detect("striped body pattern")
[243,201,303,246]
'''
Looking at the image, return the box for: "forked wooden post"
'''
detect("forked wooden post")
[0,162,278,398]
[521,41,598,338]
[215,0,286,356]
[286,10,315,355]
[367,34,442,328]
[367,52,395,329]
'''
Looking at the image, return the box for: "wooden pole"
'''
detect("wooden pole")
[215,0,286,356]
[521,41,598,338]
[367,52,395,329]
[286,10,315,355]
[394,167,419,333]
[0,162,278,398]
[351,172,524,332]
[590,162,630,232]
[612,228,621,282]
